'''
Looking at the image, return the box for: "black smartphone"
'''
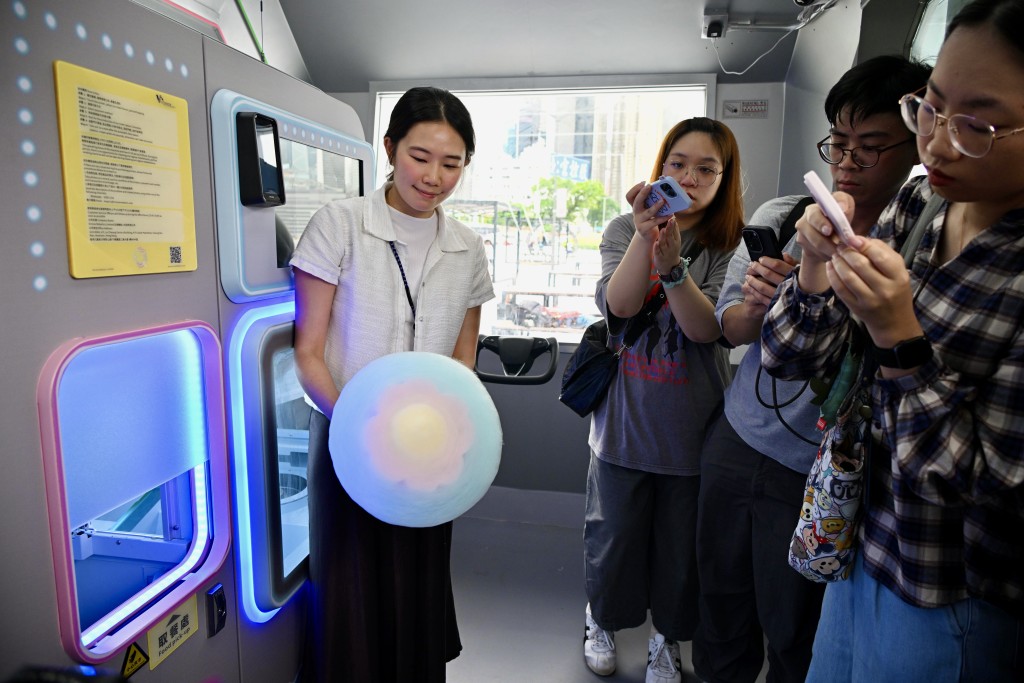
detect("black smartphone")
[742,226,783,261]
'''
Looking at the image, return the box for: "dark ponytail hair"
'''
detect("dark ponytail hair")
[384,87,475,180]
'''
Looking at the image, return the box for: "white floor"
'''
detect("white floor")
[448,487,768,683]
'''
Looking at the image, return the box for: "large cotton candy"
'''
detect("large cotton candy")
[329,352,503,527]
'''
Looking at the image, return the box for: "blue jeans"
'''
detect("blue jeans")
[807,553,1023,682]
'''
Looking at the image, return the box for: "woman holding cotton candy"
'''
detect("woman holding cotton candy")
[290,86,493,683]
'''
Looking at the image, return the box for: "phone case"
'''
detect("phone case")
[644,176,692,217]
[742,226,783,261]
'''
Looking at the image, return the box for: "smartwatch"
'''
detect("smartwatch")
[873,336,933,369]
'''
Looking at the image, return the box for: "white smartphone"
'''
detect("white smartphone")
[644,176,693,217]
[803,170,856,244]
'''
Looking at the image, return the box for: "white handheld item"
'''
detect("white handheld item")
[803,170,856,244]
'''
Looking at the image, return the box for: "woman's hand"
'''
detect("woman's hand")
[627,180,682,275]
[827,239,922,348]
[627,181,670,245]
[652,217,682,276]
[606,181,680,318]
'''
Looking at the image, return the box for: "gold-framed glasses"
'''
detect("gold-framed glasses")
[899,88,1024,159]
[662,160,723,187]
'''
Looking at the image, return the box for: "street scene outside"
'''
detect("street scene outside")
[446,194,612,346]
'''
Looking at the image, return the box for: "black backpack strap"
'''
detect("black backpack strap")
[622,284,667,347]
[779,196,815,249]
[683,241,706,267]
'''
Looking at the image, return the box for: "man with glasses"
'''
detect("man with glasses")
[692,55,930,683]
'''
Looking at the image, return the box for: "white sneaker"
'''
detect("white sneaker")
[584,604,616,676]
[646,632,682,683]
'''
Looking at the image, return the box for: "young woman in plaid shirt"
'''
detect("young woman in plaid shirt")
[760,0,1024,679]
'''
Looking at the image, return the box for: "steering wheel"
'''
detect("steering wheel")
[475,335,558,385]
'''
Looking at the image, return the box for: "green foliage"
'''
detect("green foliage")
[530,177,616,228]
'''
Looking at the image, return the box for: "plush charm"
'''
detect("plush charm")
[329,352,503,527]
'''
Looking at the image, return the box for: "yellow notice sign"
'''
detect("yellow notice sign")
[146,594,199,670]
[120,641,149,678]
[53,61,198,278]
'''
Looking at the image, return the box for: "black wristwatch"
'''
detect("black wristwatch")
[873,336,933,369]
[658,262,687,286]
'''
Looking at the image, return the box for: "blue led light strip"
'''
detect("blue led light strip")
[227,300,295,623]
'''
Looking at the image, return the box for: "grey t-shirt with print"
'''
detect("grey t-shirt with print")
[588,213,735,476]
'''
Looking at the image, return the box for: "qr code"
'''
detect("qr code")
[169,246,182,264]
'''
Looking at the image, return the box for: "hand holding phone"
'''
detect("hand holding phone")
[742,226,783,261]
[803,170,856,244]
[644,176,693,217]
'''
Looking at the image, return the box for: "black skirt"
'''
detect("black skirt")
[303,409,462,682]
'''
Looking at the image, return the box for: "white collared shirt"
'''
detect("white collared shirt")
[290,185,494,393]
[388,205,438,349]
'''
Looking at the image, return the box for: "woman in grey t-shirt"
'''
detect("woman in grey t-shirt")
[582,117,743,682]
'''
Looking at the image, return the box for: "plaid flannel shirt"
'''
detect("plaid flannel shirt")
[761,176,1024,617]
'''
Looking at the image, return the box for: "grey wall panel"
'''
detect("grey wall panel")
[778,2,862,198]
[482,351,592,495]
[0,1,239,679]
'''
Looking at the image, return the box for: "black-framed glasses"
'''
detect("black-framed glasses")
[899,87,1024,158]
[816,136,914,169]
[662,160,723,187]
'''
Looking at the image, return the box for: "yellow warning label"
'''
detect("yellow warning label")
[121,642,149,678]
[147,594,199,669]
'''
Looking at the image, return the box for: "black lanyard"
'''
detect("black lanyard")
[388,241,416,329]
